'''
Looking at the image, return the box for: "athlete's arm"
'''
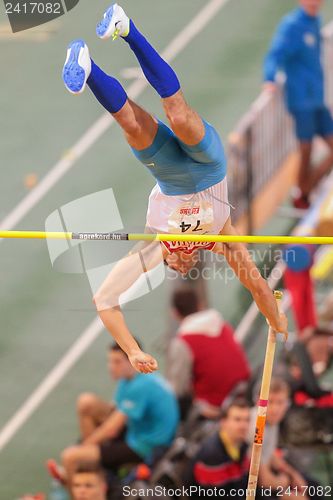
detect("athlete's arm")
[213,218,287,334]
[94,231,168,373]
[94,231,166,312]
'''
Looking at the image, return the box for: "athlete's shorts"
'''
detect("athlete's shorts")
[291,106,333,142]
[131,119,227,196]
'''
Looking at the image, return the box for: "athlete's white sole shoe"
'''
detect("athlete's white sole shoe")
[62,39,91,94]
[96,3,130,41]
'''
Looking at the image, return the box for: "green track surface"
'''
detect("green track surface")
[1,1,333,497]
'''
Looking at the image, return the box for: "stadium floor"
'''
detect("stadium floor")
[1,0,333,497]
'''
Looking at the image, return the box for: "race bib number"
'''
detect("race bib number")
[165,199,215,254]
[168,200,214,234]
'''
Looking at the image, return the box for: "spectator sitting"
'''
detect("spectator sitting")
[263,0,333,208]
[184,398,250,498]
[249,378,322,500]
[72,463,108,500]
[302,327,333,377]
[47,341,179,489]
[167,287,250,419]
[287,333,333,394]
[281,342,333,442]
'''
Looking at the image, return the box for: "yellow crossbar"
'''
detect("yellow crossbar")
[0,231,72,240]
[1,230,333,245]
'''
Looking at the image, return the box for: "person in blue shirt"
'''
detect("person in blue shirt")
[47,341,179,489]
[263,0,333,208]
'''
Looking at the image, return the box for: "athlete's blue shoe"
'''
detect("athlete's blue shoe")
[62,39,91,94]
[96,3,130,41]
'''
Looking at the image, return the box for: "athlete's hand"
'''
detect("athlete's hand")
[128,349,158,374]
[268,312,288,340]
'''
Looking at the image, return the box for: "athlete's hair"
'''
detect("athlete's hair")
[172,287,200,317]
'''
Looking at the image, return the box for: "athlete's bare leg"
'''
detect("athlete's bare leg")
[94,6,206,146]
[162,90,205,145]
[113,99,158,150]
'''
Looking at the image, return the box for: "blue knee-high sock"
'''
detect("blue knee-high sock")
[87,60,127,113]
[123,20,180,98]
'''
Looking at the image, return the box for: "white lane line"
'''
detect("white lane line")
[0,0,230,235]
[162,0,230,61]
[0,0,232,451]
[0,317,103,451]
